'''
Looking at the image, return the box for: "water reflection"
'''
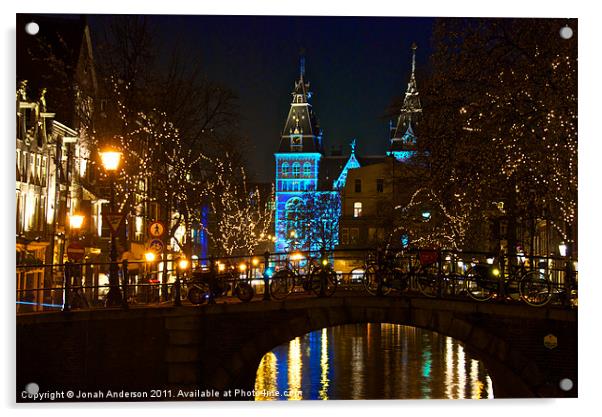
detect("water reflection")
[254,323,494,400]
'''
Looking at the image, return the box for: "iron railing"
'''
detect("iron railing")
[15,247,578,314]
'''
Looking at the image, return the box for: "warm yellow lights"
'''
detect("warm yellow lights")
[99,149,122,171]
[239,262,247,272]
[144,252,156,262]
[251,258,259,267]
[492,268,500,277]
[290,252,303,261]
[69,214,84,230]
[321,259,328,266]
[178,258,189,270]
[218,263,226,272]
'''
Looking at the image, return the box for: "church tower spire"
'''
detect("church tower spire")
[277,53,323,153]
[389,42,422,161]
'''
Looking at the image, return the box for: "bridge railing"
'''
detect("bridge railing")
[16,247,577,314]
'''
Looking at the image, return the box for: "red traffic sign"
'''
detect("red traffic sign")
[66,242,86,261]
[103,213,125,234]
[149,221,166,238]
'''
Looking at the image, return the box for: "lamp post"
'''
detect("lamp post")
[175,257,189,307]
[100,149,123,307]
[144,251,156,303]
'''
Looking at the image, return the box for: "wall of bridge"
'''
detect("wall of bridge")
[16,297,577,400]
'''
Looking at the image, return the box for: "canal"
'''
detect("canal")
[254,323,493,400]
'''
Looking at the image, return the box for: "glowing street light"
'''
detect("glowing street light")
[144,251,156,263]
[69,213,85,230]
[178,258,190,271]
[99,149,122,172]
[99,147,123,307]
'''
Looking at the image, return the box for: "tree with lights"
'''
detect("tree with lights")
[294,191,341,252]
[202,154,274,256]
[415,18,577,255]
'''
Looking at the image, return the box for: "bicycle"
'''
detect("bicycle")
[187,267,254,305]
[362,248,408,296]
[270,252,337,299]
[464,255,553,307]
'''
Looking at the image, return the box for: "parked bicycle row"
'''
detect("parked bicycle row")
[16,247,577,312]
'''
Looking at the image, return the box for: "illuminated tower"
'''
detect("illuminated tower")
[274,55,324,253]
[388,43,422,162]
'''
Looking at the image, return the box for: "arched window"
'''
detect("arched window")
[285,197,305,242]
[303,162,311,177]
[281,162,289,176]
[292,162,300,177]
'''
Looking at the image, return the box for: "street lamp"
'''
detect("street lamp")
[175,257,189,306]
[69,214,85,231]
[100,148,123,307]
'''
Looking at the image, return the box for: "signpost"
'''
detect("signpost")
[149,221,166,238]
[148,238,165,254]
[103,213,125,235]
[66,242,85,261]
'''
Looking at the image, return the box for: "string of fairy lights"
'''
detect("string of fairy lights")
[84,78,273,255]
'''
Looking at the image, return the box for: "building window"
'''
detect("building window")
[350,228,359,244]
[353,202,362,218]
[355,179,362,193]
[282,162,289,176]
[377,178,384,193]
[41,157,47,185]
[292,162,300,177]
[341,227,349,245]
[303,162,311,177]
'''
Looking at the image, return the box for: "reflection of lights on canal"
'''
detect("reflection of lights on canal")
[288,337,303,400]
[254,352,278,401]
[255,324,494,400]
[351,335,364,399]
[319,328,330,400]
[457,343,466,399]
[445,337,454,398]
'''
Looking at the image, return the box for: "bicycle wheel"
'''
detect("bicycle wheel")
[416,269,439,298]
[235,282,255,302]
[187,283,209,305]
[70,291,89,309]
[519,270,552,307]
[269,269,295,300]
[310,269,338,297]
[363,264,393,296]
[464,267,495,301]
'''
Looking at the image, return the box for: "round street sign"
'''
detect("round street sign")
[149,221,166,238]
[544,334,558,349]
[66,242,86,261]
[148,239,165,254]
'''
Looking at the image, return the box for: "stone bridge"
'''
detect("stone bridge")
[17,296,577,400]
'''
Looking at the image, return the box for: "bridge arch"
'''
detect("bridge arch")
[205,297,539,398]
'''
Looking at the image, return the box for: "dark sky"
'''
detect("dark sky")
[90,15,435,182]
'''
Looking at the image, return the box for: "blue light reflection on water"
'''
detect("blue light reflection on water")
[254,323,493,400]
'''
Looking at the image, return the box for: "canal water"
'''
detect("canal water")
[254,323,493,400]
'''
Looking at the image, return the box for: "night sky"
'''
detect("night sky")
[89,15,435,182]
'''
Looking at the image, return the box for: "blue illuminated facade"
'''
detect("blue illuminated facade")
[274,57,339,253]
[274,46,422,253]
